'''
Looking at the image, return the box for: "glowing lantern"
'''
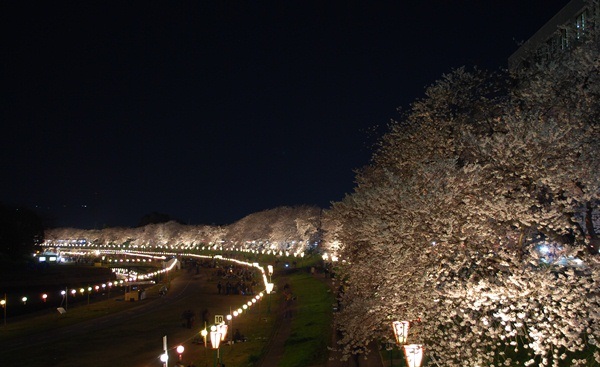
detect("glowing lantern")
[403,344,423,367]
[392,320,410,345]
[210,325,221,349]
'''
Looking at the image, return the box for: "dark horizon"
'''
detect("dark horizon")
[2,1,571,229]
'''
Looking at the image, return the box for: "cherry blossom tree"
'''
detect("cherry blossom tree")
[45,206,323,254]
[328,23,599,366]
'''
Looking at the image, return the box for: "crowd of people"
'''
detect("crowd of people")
[215,264,258,296]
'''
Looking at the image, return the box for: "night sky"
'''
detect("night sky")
[2,1,570,229]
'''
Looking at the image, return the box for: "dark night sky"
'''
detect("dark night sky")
[2,1,570,229]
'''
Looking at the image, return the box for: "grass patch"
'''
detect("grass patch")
[0,285,161,341]
[278,271,334,367]
[0,267,281,367]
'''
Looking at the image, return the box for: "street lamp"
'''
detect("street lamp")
[392,320,423,367]
[217,321,229,362]
[226,314,233,343]
[392,321,410,345]
[200,328,208,347]
[403,344,424,367]
[255,294,261,315]
[210,325,222,367]
[266,282,274,313]
[218,323,228,342]
[160,353,169,367]
[61,289,68,310]
[176,345,184,361]
[1,294,6,326]
[391,320,410,367]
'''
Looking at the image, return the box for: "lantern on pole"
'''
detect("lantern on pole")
[176,345,184,361]
[266,282,274,313]
[210,327,221,348]
[200,328,208,347]
[210,325,222,367]
[1,295,6,326]
[392,320,410,345]
[403,344,423,367]
[217,323,228,341]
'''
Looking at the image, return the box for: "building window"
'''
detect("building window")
[575,10,587,39]
[560,28,569,49]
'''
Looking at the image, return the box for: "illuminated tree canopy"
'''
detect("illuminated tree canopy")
[45,206,322,253]
[327,26,600,366]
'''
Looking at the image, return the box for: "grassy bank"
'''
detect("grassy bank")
[279,270,335,367]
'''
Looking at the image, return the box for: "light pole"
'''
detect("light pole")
[210,325,222,367]
[226,314,233,344]
[218,322,228,364]
[391,320,410,367]
[266,283,274,313]
[403,344,424,367]
[201,327,208,347]
[267,265,273,283]
[1,294,6,326]
[218,323,228,342]
[176,345,184,362]
[160,353,169,367]
[392,321,410,345]
[61,289,67,310]
[392,320,423,367]
[162,335,169,367]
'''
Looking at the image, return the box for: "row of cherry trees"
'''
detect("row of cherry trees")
[326,26,600,366]
[45,205,322,252]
